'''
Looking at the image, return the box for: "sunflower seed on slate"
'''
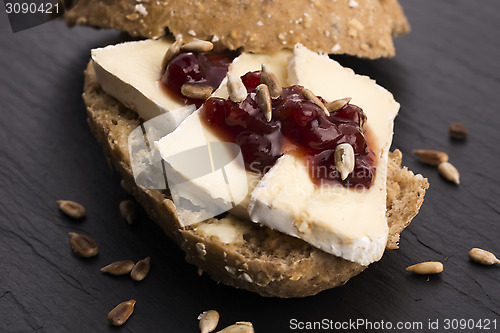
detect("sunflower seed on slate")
[406,261,443,275]
[449,122,468,139]
[119,200,136,224]
[437,161,460,184]
[261,64,281,99]
[334,143,355,180]
[468,248,500,265]
[181,84,213,99]
[198,310,220,333]
[217,322,254,333]
[57,200,86,219]
[131,257,151,281]
[326,97,352,113]
[101,260,135,275]
[181,40,214,53]
[413,149,449,166]
[161,38,183,71]
[69,232,98,257]
[302,88,329,117]
[107,299,136,326]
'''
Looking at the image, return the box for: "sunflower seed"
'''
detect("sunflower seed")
[406,261,443,275]
[413,149,449,166]
[227,72,247,103]
[161,38,183,71]
[260,64,281,99]
[256,84,272,122]
[468,248,500,265]
[57,200,86,219]
[437,161,460,184]
[198,310,220,333]
[119,200,136,224]
[334,143,355,180]
[101,260,135,275]
[181,40,214,53]
[181,84,213,99]
[130,256,151,281]
[302,88,329,117]
[217,322,254,333]
[449,122,468,139]
[107,299,136,326]
[69,232,99,258]
[326,97,352,113]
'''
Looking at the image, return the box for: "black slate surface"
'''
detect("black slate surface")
[0,1,499,332]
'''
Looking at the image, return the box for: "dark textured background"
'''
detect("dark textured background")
[0,1,499,332]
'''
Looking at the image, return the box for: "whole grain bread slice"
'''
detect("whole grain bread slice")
[83,61,428,297]
[66,0,409,59]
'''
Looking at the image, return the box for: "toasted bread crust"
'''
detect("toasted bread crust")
[83,61,427,297]
[67,0,409,59]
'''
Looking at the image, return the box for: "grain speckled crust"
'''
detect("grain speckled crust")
[83,61,427,297]
[66,0,409,59]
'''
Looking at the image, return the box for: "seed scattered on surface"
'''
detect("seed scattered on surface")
[119,200,136,224]
[101,260,135,275]
[256,84,272,122]
[449,122,468,139]
[334,143,355,180]
[107,299,136,326]
[406,261,443,275]
[217,322,254,333]
[326,97,352,113]
[130,256,151,281]
[69,232,99,258]
[413,149,449,166]
[57,200,86,219]
[181,84,213,99]
[181,40,214,53]
[260,64,282,99]
[468,248,500,265]
[437,161,460,184]
[198,310,220,333]
[227,72,247,103]
[161,38,183,71]
[302,88,329,117]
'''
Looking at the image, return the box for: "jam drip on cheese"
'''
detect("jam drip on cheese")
[201,71,376,188]
[161,51,236,108]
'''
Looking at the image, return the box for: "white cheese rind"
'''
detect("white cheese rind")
[248,44,400,266]
[91,38,185,120]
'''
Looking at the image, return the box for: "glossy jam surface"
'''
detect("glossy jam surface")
[201,71,375,188]
[161,52,235,107]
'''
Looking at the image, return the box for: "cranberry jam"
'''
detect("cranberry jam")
[161,51,235,107]
[201,71,376,188]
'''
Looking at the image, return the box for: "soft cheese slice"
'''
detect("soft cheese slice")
[248,44,400,266]
[155,51,291,225]
[92,38,192,121]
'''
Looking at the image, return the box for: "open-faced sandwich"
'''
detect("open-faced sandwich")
[70,0,429,297]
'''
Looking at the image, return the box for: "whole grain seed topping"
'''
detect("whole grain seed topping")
[119,200,136,224]
[326,97,352,113]
[261,64,282,99]
[217,322,254,333]
[413,149,449,166]
[256,84,272,122]
[161,38,183,71]
[101,260,135,275]
[449,122,468,139]
[406,261,443,275]
[181,40,214,53]
[468,248,500,265]
[198,310,220,333]
[107,300,136,326]
[181,84,214,99]
[302,88,329,117]
[227,72,247,103]
[334,143,355,180]
[130,257,151,281]
[57,200,86,219]
[69,232,99,258]
[437,161,460,184]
